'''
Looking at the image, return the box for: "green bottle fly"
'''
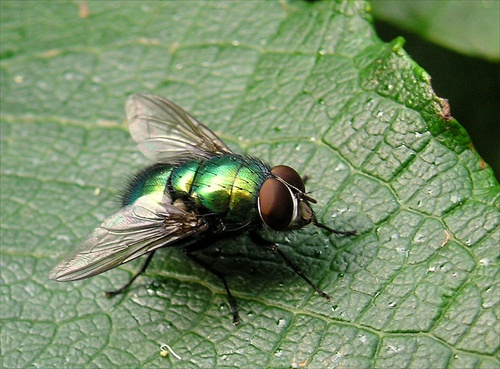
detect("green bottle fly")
[49,93,356,324]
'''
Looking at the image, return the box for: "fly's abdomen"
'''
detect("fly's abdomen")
[122,163,174,206]
[169,160,201,197]
[170,155,270,225]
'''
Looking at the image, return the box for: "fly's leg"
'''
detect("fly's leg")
[105,251,156,297]
[312,219,358,236]
[184,249,240,325]
[250,232,331,301]
[302,176,358,237]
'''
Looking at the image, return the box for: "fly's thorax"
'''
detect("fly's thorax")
[228,160,270,222]
[170,155,270,225]
[122,164,174,206]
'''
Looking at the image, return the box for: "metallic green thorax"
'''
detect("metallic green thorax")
[123,155,271,229]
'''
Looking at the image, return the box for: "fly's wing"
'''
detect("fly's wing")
[126,93,233,162]
[49,194,209,282]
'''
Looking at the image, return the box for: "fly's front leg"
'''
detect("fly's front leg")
[249,232,331,301]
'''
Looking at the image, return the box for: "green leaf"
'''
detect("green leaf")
[1,1,499,368]
[371,0,500,61]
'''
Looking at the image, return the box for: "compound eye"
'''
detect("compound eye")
[271,165,305,192]
[258,178,294,231]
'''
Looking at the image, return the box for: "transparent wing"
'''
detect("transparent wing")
[126,93,233,162]
[49,194,209,282]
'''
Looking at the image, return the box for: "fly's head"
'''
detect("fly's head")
[257,165,319,232]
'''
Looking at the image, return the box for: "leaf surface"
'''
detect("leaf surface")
[372,0,500,61]
[1,1,499,368]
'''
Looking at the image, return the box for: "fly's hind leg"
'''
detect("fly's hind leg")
[105,251,156,297]
[249,232,331,301]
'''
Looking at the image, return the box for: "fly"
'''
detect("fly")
[49,93,357,324]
